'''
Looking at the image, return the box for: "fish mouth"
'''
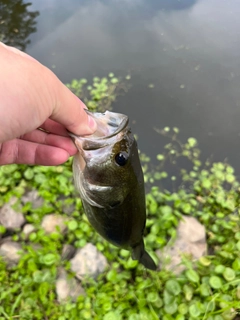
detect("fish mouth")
[69,110,129,150]
[85,110,129,140]
[69,110,128,139]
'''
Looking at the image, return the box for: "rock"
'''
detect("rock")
[21,190,44,209]
[70,243,108,279]
[0,197,25,230]
[41,214,68,234]
[0,236,12,246]
[0,241,22,267]
[23,224,35,237]
[61,244,76,261]
[157,216,207,274]
[56,268,85,302]
[177,216,205,243]
[58,195,75,215]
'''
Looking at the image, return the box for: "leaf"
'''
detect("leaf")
[187,137,197,148]
[189,303,201,318]
[165,279,181,296]
[157,154,165,161]
[68,220,78,231]
[41,253,57,266]
[232,258,240,271]
[160,205,173,215]
[124,259,138,269]
[163,290,175,305]
[199,257,211,267]
[209,276,223,289]
[226,174,235,183]
[178,303,188,315]
[103,311,121,320]
[182,203,191,214]
[199,283,211,297]
[214,265,226,274]
[223,268,235,281]
[202,178,212,189]
[236,241,240,251]
[24,168,34,180]
[163,300,178,314]
[175,315,185,320]
[129,315,140,320]
[186,270,200,283]
[111,78,119,84]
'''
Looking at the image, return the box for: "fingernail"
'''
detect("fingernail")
[88,114,97,130]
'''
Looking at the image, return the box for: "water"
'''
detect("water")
[2,0,240,174]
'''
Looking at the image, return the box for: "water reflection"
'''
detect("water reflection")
[102,0,199,12]
[147,0,199,11]
[26,0,240,171]
[0,0,39,51]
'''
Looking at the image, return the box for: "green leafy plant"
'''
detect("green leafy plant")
[0,77,239,319]
[66,73,130,113]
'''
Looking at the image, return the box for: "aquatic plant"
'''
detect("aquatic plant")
[66,73,130,113]
[0,76,239,320]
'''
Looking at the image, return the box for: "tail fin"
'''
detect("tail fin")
[132,240,157,271]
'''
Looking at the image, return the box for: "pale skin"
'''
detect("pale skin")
[0,42,96,166]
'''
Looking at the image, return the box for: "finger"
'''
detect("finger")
[0,42,37,62]
[39,119,69,136]
[0,139,72,166]
[50,82,97,136]
[20,129,77,155]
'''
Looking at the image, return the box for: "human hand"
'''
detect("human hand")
[0,42,96,166]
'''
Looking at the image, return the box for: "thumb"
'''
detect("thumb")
[50,79,97,135]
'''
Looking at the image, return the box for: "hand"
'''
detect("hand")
[0,42,96,166]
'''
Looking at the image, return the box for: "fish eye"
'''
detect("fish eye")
[115,152,128,166]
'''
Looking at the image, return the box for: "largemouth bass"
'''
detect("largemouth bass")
[70,110,156,271]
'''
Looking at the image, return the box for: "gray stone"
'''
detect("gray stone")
[0,236,12,245]
[177,216,205,243]
[70,243,108,279]
[157,216,207,274]
[0,197,25,230]
[58,195,75,215]
[56,268,85,302]
[0,241,22,266]
[23,224,35,237]
[61,244,76,261]
[21,190,44,209]
[41,214,68,234]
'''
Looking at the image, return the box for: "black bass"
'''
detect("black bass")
[70,110,156,271]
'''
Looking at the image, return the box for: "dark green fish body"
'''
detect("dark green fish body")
[70,110,156,271]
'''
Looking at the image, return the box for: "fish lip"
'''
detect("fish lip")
[85,110,129,140]
[68,110,129,141]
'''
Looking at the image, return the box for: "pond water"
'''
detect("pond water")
[3,0,240,174]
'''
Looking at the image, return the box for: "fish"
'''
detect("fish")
[69,110,157,271]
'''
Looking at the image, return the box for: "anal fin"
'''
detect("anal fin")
[131,239,157,271]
